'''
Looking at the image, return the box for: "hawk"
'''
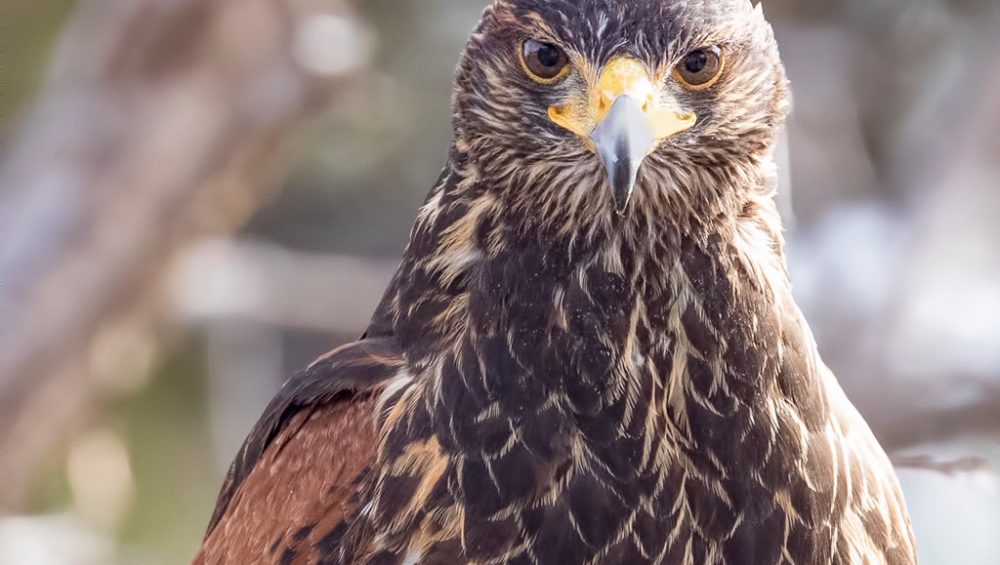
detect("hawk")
[195,1,917,563]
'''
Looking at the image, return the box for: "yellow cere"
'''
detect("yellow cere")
[548,57,697,150]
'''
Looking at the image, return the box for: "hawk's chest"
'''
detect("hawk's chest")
[353,277,743,564]
[352,240,797,562]
[357,350,687,565]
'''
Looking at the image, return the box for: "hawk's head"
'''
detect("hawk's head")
[452,0,788,228]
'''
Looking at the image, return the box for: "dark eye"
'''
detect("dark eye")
[520,39,571,83]
[674,46,725,90]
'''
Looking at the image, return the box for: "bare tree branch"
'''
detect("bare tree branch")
[892,455,992,477]
[169,239,398,334]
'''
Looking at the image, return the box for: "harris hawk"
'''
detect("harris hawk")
[195,0,918,563]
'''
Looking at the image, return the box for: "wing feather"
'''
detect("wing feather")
[194,337,405,564]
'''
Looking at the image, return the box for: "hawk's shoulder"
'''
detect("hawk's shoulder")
[195,336,405,564]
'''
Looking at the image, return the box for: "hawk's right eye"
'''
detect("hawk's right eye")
[520,40,571,84]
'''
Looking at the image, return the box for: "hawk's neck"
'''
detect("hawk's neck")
[381,153,808,404]
[372,154,829,466]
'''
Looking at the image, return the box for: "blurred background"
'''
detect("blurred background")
[1,0,997,563]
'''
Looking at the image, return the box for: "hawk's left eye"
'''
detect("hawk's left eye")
[674,46,725,90]
[520,40,571,84]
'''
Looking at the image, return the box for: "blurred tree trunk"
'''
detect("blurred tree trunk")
[0,0,371,510]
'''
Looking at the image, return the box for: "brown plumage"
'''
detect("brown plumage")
[195,1,917,564]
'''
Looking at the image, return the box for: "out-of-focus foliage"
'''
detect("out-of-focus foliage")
[1,1,997,564]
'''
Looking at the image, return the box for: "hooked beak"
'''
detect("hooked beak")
[589,95,654,212]
[548,58,697,212]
